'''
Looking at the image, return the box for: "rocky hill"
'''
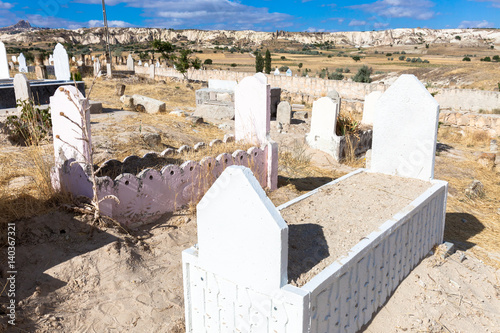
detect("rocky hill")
[0,22,499,48]
[0,20,39,33]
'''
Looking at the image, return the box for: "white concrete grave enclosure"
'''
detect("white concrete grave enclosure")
[0,41,10,79]
[183,74,448,333]
[53,43,71,81]
[50,75,278,226]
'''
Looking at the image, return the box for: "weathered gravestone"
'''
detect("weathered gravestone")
[127,54,134,71]
[93,59,101,77]
[327,89,340,103]
[51,85,92,170]
[14,74,31,111]
[371,74,439,181]
[276,101,292,125]
[286,68,292,77]
[361,91,383,126]
[11,55,16,63]
[53,43,70,80]
[18,53,27,73]
[138,60,142,66]
[274,67,280,75]
[305,97,340,155]
[235,74,270,145]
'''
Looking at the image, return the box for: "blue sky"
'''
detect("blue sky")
[0,0,498,32]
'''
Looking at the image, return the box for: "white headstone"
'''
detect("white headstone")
[361,91,384,126]
[197,165,288,293]
[274,67,280,76]
[71,56,76,62]
[208,79,237,91]
[235,74,271,145]
[0,41,9,79]
[11,55,16,63]
[106,63,112,79]
[149,63,155,79]
[53,43,71,80]
[49,54,54,65]
[155,61,160,68]
[138,60,142,66]
[253,72,267,84]
[14,74,31,110]
[126,54,134,71]
[371,74,439,181]
[51,85,91,169]
[327,89,340,103]
[18,53,28,73]
[306,97,340,154]
[276,101,292,125]
[285,68,292,77]
[93,59,101,77]
[144,62,149,67]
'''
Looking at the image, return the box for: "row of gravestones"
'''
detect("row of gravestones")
[0,41,71,81]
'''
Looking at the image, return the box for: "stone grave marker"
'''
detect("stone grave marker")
[94,59,101,77]
[235,74,270,145]
[286,68,292,77]
[11,55,16,63]
[327,89,340,103]
[208,79,237,91]
[18,53,28,73]
[305,97,339,153]
[361,91,383,126]
[53,43,70,80]
[127,54,134,71]
[197,165,288,293]
[274,67,280,75]
[138,60,142,66]
[0,41,9,79]
[371,74,439,181]
[276,101,292,125]
[14,74,31,111]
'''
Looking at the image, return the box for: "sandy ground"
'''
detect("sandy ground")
[1,78,499,332]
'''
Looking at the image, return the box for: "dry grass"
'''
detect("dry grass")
[438,126,492,149]
[84,77,201,111]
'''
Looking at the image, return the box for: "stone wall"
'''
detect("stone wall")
[128,66,500,114]
[439,110,500,136]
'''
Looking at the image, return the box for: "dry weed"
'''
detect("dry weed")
[438,126,491,149]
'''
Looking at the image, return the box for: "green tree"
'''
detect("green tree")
[353,65,372,83]
[352,55,361,62]
[264,49,272,74]
[255,53,264,72]
[151,39,175,64]
[298,62,303,69]
[203,59,213,65]
[462,56,471,61]
[173,49,201,79]
[493,55,500,62]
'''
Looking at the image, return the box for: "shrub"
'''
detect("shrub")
[298,62,303,68]
[329,72,344,80]
[374,50,379,54]
[482,57,491,62]
[335,68,344,73]
[401,51,406,54]
[455,36,461,41]
[399,55,406,61]
[386,53,392,56]
[203,59,213,65]
[5,100,51,145]
[279,65,289,72]
[344,67,350,73]
[462,56,471,61]
[280,56,286,60]
[230,63,237,67]
[493,55,500,62]
[71,72,82,81]
[353,65,372,83]
[406,58,411,62]
[352,55,361,62]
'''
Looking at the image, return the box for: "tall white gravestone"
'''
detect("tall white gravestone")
[14,74,31,112]
[0,41,9,79]
[371,74,439,181]
[361,91,383,126]
[18,53,28,73]
[126,54,134,71]
[305,97,340,155]
[234,74,271,145]
[53,43,71,80]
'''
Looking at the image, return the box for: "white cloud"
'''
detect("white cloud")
[470,0,500,8]
[349,19,368,26]
[349,0,436,20]
[88,19,134,28]
[373,22,390,28]
[458,20,494,28]
[0,1,13,9]
[306,27,326,32]
[327,17,345,24]
[73,0,292,30]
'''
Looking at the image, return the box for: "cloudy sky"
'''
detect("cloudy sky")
[0,0,498,32]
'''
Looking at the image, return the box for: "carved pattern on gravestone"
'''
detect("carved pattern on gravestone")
[18,53,28,73]
[197,166,288,293]
[371,74,439,181]
[53,43,71,80]
[235,74,271,145]
[0,41,9,79]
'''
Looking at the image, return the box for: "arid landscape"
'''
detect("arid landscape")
[1,21,500,333]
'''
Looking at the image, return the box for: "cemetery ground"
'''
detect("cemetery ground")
[0,77,499,332]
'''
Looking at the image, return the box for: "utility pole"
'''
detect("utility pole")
[101,0,111,67]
